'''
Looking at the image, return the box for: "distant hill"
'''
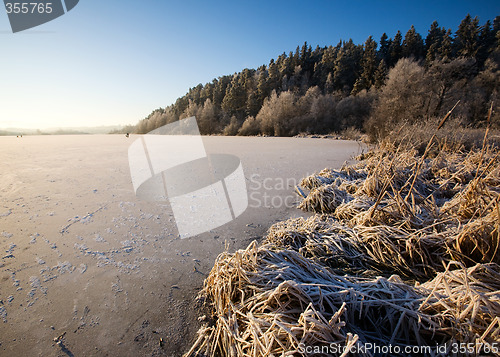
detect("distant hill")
[0,125,126,136]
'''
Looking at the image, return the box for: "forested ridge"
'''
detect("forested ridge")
[132,15,500,139]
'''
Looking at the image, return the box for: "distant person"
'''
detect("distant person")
[125,133,130,138]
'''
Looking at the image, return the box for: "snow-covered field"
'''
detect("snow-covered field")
[0,134,362,356]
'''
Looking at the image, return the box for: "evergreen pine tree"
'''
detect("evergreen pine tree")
[256,69,269,102]
[312,62,324,90]
[187,84,203,105]
[333,39,363,94]
[319,46,338,80]
[403,25,425,59]
[299,41,312,70]
[246,91,261,118]
[200,82,214,105]
[374,60,387,89]
[278,53,293,78]
[221,74,247,118]
[455,14,480,57]
[293,45,300,66]
[324,72,334,93]
[477,20,496,68]
[352,36,378,94]
[389,31,403,66]
[426,21,442,51]
[425,21,445,64]
[310,46,324,87]
[378,33,390,63]
[212,76,231,107]
[267,59,280,93]
[439,29,453,61]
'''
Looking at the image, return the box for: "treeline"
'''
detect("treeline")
[134,15,500,138]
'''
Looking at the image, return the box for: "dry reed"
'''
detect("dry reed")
[185,122,500,356]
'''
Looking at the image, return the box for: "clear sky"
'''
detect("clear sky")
[0,0,498,129]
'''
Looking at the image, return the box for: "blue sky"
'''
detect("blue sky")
[0,0,498,129]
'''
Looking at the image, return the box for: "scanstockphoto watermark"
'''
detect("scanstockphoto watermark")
[128,117,248,239]
[3,0,79,33]
[298,342,500,356]
[248,174,307,209]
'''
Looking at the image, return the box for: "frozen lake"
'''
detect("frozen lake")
[0,134,363,356]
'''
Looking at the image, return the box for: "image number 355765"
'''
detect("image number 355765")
[5,2,53,14]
